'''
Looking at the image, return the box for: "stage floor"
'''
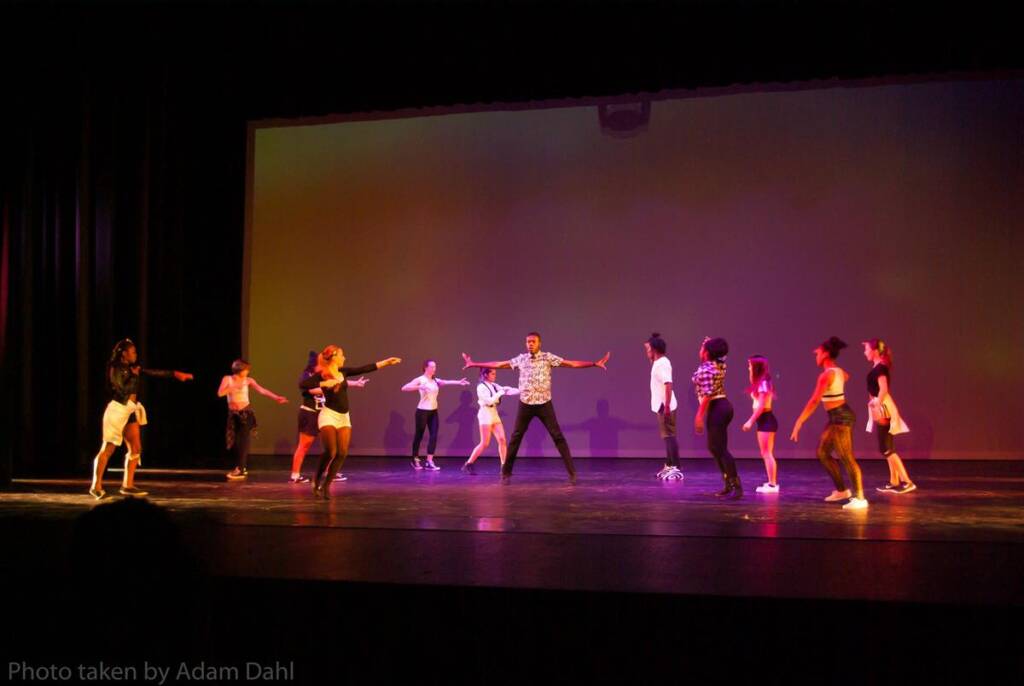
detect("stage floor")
[3,458,1023,606]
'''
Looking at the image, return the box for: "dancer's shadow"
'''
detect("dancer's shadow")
[445,391,479,453]
[561,398,650,456]
[383,411,412,457]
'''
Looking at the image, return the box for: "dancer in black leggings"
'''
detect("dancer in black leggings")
[692,337,741,498]
[300,344,401,499]
[401,360,469,471]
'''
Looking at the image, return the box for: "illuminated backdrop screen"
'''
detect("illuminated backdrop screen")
[246,78,1024,459]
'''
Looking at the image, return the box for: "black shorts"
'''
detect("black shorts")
[298,407,320,437]
[876,421,895,455]
[755,411,778,433]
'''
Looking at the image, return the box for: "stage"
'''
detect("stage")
[2,457,1023,682]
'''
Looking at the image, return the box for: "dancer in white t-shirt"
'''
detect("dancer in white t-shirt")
[401,360,469,471]
[644,333,682,481]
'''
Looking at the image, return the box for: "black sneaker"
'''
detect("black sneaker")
[119,486,148,497]
[876,483,899,494]
[411,458,423,471]
[333,473,348,482]
[424,459,441,471]
[461,461,476,475]
[897,482,917,494]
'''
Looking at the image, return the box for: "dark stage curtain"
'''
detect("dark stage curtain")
[1,25,247,478]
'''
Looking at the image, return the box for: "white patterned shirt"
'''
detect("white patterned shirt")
[509,351,564,405]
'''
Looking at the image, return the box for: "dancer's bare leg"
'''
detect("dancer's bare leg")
[290,434,316,478]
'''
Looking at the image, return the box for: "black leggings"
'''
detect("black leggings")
[706,398,737,481]
[503,401,575,477]
[413,409,439,457]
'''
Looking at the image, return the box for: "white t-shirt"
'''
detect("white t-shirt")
[650,357,678,413]
[416,376,440,411]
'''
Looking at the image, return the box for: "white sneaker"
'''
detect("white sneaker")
[664,467,684,481]
[755,483,779,494]
[824,489,852,502]
[842,497,869,510]
[656,466,671,480]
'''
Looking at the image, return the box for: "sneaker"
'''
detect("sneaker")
[333,473,348,482]
[411,458,423,471]
[664,467,684,481]
[119,486,148,497]
[226,468,247,481]
[656,466,672,480]
[755,483,779,494]
[461,461,476,475]
[842,496,869,510]
[824,489,852,502]
[88,488,109,500]
[897,482,917,494]
[876,482,899,493]
[288,475,311,484]
[424,459,441,471]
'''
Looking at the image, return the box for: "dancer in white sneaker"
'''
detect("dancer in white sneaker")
[645,333,682,481]
[790,337,867,510]
[742,355,779,493]
[219,359,288,481]
[301,345,401,499]
[401,360,469,471]
[90,339,193,499]
[863,339,915,494]
[462,368,520,474]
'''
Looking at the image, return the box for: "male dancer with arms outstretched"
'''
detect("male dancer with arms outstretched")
[462,332,609,484]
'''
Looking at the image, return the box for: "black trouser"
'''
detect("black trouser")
[503,401,575,477]
[227,410,255,471]
[412,409,439,456]
[706,398,737,481]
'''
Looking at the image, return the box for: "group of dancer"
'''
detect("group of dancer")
[90,331,915,509]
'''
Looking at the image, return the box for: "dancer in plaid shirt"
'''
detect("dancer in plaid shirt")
[692,336,742,499]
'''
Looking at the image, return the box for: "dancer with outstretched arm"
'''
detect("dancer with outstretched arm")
[401,360,469,471]
[462,332,609,485]
[300,345,401,499]
[461,367,520,475]
[219,359,288,481]
[90,338,193,499]
[790,336,868,510]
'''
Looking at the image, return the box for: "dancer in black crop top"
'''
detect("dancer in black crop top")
[300,344,401,499]
[90,339,193,499]
[863,339,915,494]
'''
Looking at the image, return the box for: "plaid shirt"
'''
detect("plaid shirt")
[509,351,564,405]
[692,360,726,401]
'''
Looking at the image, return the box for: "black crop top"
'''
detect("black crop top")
[108,362,174,404]
[866,364,890,398]
[299,363,379,415]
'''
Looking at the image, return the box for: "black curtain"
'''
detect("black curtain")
[2,0,1020,483]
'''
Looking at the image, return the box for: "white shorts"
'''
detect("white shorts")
[477,406,501,426]
[101,400,147,447]
[318,406,352,430]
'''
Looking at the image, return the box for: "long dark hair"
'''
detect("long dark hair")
[746,355,774,396]
[303,350,318,376]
